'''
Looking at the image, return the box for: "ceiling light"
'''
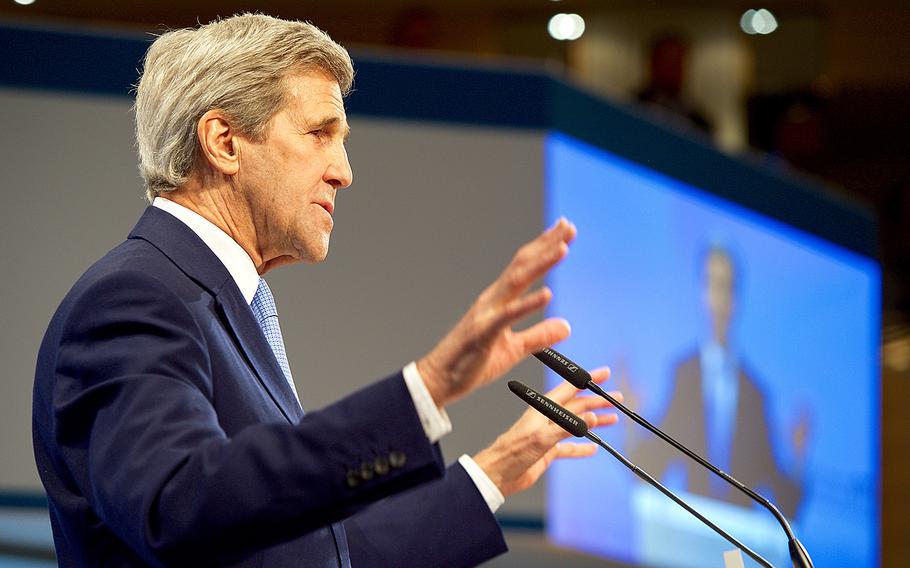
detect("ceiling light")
[548,13,586,41]
[741,8,778,35]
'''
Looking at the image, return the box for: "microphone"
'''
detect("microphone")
[508,380,773,568]
[534,347,813,568]
[508,380,588,437]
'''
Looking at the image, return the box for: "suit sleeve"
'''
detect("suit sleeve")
[739,377,803,518]
[344,463,508,567]
[48,270,445,567]
[629,359,696,478]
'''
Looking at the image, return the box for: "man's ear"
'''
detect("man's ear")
[196,109,241,176]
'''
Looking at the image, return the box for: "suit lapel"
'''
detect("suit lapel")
[216,290,304,423]
[128,206,304,424]
[690,356,710,494]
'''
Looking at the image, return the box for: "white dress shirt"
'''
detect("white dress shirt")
[152,197,504,513]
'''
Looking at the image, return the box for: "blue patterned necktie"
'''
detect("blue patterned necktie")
[250,280,349,566]
[250,278,301,408]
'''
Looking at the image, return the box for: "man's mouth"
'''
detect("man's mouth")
[318,201,335,216]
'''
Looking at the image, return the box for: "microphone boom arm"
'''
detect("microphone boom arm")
[508,380,774,568]
[585,429,774,568]
[534,348,813,568]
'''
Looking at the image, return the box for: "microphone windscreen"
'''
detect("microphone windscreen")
[534,348,592,388]
[508,380,589,437]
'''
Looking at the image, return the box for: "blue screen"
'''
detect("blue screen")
[544,132,880,567]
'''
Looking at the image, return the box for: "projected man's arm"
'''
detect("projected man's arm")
[733,370,806,519]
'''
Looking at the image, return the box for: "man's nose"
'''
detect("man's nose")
[325,145,353,189]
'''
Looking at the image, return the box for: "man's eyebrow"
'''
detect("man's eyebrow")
[308,116,351,142]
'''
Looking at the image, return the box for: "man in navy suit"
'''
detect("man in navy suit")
[630,246,804,518]
[33,13,617,567]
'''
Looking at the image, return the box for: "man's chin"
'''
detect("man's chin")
[305,250,329,264]
[295,241,331,265]
[302,235,331,264]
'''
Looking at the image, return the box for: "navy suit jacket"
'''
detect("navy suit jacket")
[630,350,802,518]
[33,207,506,567]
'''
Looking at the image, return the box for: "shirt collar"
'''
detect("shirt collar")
[700,340,739,379]
[152,197,260,304]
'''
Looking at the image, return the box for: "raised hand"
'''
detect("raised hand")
[417,218,577,408]
[473,367,621,496]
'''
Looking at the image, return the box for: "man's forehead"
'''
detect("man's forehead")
[285,69,345,104]
[282,72,349,127]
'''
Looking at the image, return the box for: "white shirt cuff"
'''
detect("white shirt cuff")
[402,361,452,443]
[458,454,505,514]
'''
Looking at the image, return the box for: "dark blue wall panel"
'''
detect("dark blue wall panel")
[0,22,875,258]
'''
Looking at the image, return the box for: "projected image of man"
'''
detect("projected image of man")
[632,245,806,518]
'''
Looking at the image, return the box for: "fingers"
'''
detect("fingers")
[565,394,614,414]
[587,369,626,406]
[543,364,622,421]
[418,219,578,409]
[532,408,616,449]
[511,318,571,355]
[593,413,619,428]
[492,287,553,330]
[578,389,624,407]
[589,366,612,384]
[491,218,576,303]
[554,442,598,459]
[544,380,583,406]
[577,409,618,428]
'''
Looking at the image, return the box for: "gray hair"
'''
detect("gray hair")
[134,13,354,202]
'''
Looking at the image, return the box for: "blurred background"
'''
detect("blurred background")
[4,0,909,313]
[1,0,908,566]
